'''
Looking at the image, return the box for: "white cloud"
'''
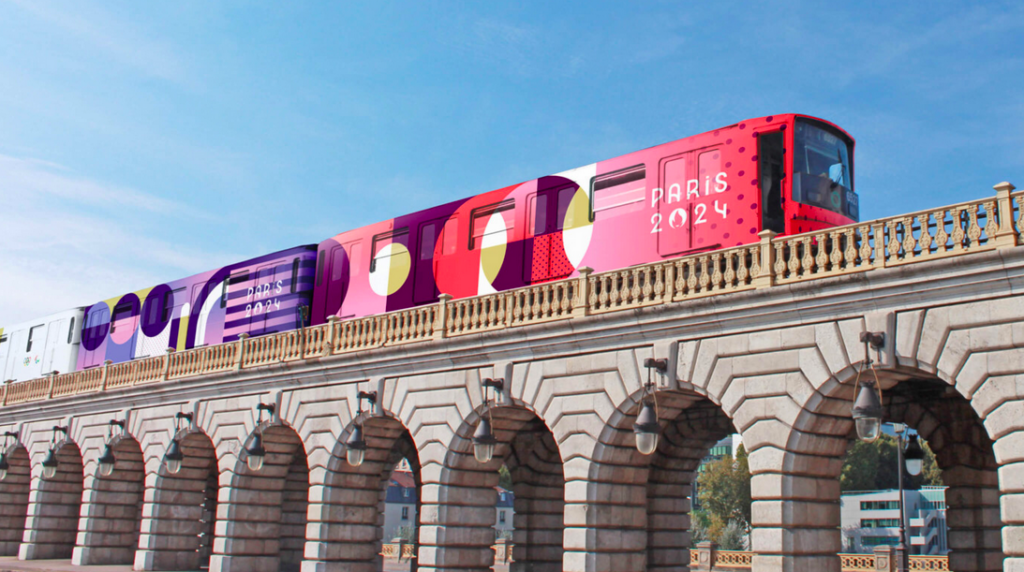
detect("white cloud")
[0,154,240,324]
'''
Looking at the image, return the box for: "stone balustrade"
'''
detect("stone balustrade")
[1,184,1020,408]
[688,544,948,571]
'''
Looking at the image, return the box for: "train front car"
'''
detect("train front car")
[76,245,317,370]
[311,114,858,325]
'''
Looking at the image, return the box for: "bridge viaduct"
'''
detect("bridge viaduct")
[0,184,1023,572]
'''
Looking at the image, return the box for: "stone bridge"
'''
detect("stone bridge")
[0,184,1023,572]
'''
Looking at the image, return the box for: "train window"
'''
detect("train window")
[331,247,347,281]
[529,193,548,236]
[591,166,645,221]
[27,325,41,352]
[67,318,76,344]
[555,187,577,231]
[370,229,409,272]
[419,223,436,260]
[291,258,300,293]
[441,218,459,256]
[316,250,326,287]
[759,132,786,233]
[162,288,185,322]
[220,278,229,309]
[349,242,363,276]
[110,303,133,333]
[698,149,721,181]
[470,200,514,250]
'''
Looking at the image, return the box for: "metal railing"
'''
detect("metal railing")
[1,185,1019,408]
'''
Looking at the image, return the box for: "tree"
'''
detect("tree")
[696,444,752,543]
[498,464,513,489]
[840,433,942,491]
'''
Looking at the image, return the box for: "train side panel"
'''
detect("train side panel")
[0,307,85,382]
[77,246,317,370]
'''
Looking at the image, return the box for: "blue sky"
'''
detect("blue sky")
[1,1,1022,324]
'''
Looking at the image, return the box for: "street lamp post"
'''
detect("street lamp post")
[851,332,925,572]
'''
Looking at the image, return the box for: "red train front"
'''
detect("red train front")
[312,114,858,324]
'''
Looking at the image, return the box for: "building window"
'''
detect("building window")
[861,518,900,528]
[499,510,506,523]
[862,536,899,546]
[401,507,409,520]
[403,488,410,498]
[860,501,900,510]
[500,492,506,502]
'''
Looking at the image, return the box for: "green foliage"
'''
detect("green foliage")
[498,464,513,489]
[840,433,943,491]
[696,443,752,545]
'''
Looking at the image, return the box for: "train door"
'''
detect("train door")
[109,302,139,359]
[248,264,280,335]
[524,185,576,283]
[414,219,443,304]
[758,131,786,234]
[0,333,9,380]
[433,218,459,295]
[42,319,62,373]
[658,153,694,256]
[323,240,362,320]
[83,306,109,368]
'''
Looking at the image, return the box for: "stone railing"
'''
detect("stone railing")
[689,543,949,571]
[1,184,1020,407]
[379,542,511,563]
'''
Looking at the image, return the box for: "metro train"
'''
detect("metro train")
[0,114,857,381]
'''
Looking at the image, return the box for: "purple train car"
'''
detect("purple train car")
[77,245,317,370]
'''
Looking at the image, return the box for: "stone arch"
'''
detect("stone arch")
[588,386,738,572]
[209,423,309,572]
[0,444,30,556]
[135,429,218,571]
[20,439,84,560]
[74,434,146,565]
[421,401,565,572]
[791,364,1003,572]
[308,413,420,572]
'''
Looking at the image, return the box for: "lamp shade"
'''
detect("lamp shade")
[0,452,8,481]
[98,444,117,477]
[472,417,497,464]
[245,433,266,472]
[42,448,59,479]
[633,401,660,455]
[164,439,184,474]
[345,425,367,467]
[905,434,925,476]
[852,380,883,442]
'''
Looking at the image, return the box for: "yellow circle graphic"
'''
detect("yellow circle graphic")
[369,242,411,296]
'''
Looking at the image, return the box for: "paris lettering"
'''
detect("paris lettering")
[649,172,729,233]
[245,280,284,317]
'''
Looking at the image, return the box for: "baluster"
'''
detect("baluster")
[774,242,788,277]
[916,214,933,257]
[966,203,982,247]
[901,217,917,259]
[698,257,711,291]
[983,199,998,243]
[685,259,698,293]
[724,251,736,286]
[710,253,723,290]
[950,206,966,252]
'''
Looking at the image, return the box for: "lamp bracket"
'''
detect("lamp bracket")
[3,431,18,439]
[643,358,668,372]
[175,412,193,423]
[256,403,276,415]
[357,391,377,405]
[482,378,505,392]
[109,420,126,429]
[52,425,68,435]
[859,331,885,350]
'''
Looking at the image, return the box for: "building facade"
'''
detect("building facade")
[841,487,949,555]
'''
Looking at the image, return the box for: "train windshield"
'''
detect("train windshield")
[792,120,858,220]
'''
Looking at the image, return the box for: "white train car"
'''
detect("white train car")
[0,307,86,382]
